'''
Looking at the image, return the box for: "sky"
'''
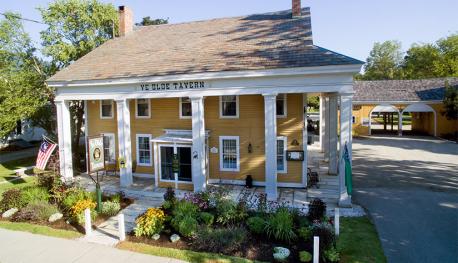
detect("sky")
[1,0,457,61]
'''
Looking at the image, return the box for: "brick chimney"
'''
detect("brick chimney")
[118,6,133,36]
[292,0,301,17]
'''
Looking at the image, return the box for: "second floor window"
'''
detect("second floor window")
[220,95,238,118]
[180,97,192,118]
[100,100,113,119]
[136,99,150,118]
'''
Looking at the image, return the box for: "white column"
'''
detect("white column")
[302,94,308,186]
[339,93,353,207]
[55,100,73,181]
[398,111,403,136]
[115,99,133,187]
[324,96,330,159]
[328,94,338,175]
[191,96,206,192]
[263,93,278,200]
[319,95,326,152]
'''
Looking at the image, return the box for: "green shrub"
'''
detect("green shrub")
[193,226,247,254]
[307,198,326,222]
[324,247,340,262]
[164,187,176,202]
[312,222,335,250]
[61,188,95,212]
[171,200,199,237]
[199,212,214,226]
[101,201,120,216]
[299,251,312,262]
[215,199,240,225]
[298,226,312,241]
[265,207,296,242]
[21,187,50,205]
[162,200,173,210]
[0,189,26,212]
[109,193,122,203]
[12,201,59,222]
[37,173,61,190]
[134,208,166,237]
[246,216,265,235]
[176,216,198,237]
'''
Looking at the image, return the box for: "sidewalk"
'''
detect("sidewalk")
[0,228,186,263]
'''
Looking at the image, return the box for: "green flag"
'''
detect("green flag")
[343,144,353,195]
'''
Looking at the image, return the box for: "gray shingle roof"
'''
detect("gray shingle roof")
[47,8,363,83]
[353,78,458,102]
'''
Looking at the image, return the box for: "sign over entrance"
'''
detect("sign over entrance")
[87,135,105,173]
[137,81,207,92]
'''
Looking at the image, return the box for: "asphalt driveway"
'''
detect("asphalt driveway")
[352,136,458,263]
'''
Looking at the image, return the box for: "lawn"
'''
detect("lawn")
[338,217,386,263]
[0,221,82,239]
[0,157,37,194]
[117,241,266,263]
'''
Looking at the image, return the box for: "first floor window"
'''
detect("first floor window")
[277,136,287,173]
[219,136,240,171]
[136,99,150,118]
[137,134,152,166]
[180,97,192,118]
[103,133,116,163]
[100,100,113,119]
[276,94,286,117]
[220,95,238,118]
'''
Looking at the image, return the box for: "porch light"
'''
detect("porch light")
[291,139,300,146]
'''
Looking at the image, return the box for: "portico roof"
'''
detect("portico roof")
[47,8,363,83]
[353,78,458,103]
[151,129,210,144]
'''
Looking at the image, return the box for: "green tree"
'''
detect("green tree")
[359,40,404,80]
[0,12,50,138]
[39,0,118,167]
[403,34,458,79]
[307,96,320,111]
[442,81,458,120]
[136,16,168,26]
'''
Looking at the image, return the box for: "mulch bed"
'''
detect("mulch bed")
[127,230,312,262]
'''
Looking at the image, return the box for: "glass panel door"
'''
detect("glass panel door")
[178,147,192,181]
[160,146,174,180]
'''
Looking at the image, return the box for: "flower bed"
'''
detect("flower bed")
[0,173,133,234]
[129,186,340,263]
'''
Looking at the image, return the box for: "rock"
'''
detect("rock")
[2,208,18,218]
[152,234,160,240]
[170,234,180,243]
[48,213,63,223]
[273,247,290,262]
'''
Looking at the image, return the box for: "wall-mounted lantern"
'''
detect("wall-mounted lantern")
[291,139,300,146]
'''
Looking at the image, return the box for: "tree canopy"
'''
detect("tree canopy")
[0,12,50,138]
[358,34,458,80]
[136,16,168,26]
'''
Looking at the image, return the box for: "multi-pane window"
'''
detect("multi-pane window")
[100,100,113,119]
[220,96,238,118]
[277,136,287,173]
[180,97,192,118]
[276,94,287,117]
[103,133,116,163]
[136,99,150,118]
[219,136,239,171]
[136,134,152,166]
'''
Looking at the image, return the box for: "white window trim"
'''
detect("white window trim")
[102,133,116,164]
[135,99,151,119]
[219,136,240,172]
[219,95,239,119]
[136,134,153,166]
[277,136,287,173]
[100,100,114,119]
[276,94,287,118]
[179,97,192,119]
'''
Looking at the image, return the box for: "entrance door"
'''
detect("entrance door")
[160,145,192,183]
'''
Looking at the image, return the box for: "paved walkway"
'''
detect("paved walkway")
[0,228,186,263]
[352,136,458,263]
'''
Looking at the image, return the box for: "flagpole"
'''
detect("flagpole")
[43,135,57,145]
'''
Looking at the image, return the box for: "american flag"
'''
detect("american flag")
[36,138,57,170]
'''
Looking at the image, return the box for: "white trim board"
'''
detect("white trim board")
[48,64,362,87]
